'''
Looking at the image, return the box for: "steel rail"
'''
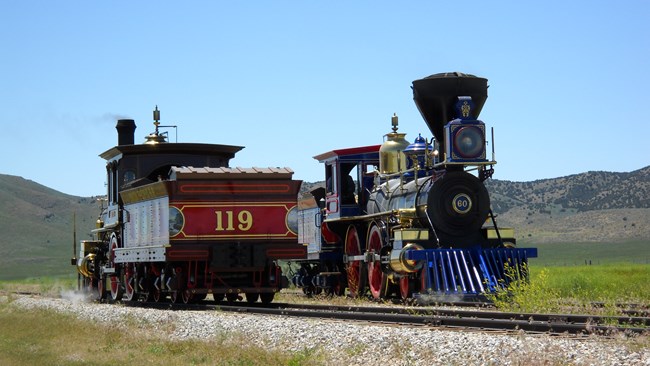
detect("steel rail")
[278,303,650,327]
[124,300,648,335]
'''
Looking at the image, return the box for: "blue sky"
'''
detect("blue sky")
[1,1,648,197]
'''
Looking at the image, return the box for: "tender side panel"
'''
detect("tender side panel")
[167,167,301,243]
[165,167,307,266]
[169,201,296,241]
[123,196,169,248]
[115,182,170,263]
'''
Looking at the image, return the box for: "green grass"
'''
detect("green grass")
[488,263,650,314]
[528,240,649,266]
[535,264,650,302]
[0,299,324,366]
[0,276,77,297]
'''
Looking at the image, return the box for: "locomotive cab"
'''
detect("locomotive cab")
[314,145,380,219]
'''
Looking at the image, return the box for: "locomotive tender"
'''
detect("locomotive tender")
[73,108,305,304]
[291,72,537,301]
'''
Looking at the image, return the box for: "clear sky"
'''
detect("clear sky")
[1,1,648,197]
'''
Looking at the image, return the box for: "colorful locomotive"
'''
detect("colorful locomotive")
[73,108,305,304]
[74,72,536,304]
[291,72,537,301]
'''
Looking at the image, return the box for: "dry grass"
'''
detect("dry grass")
[0,299,324,366]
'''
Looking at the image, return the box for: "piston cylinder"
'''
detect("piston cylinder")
[389,243,424,273]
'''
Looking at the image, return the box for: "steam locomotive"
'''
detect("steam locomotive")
[73,72,536,303]
[73,107,305,304]
[290,72,537,301]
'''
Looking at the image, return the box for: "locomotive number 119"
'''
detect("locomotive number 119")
[215,210,253,231]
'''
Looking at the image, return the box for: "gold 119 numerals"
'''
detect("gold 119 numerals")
[215,210,253,231]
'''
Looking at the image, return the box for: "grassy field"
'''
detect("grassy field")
[527,240,649,266]
[0,299,322,366]
[1,262,648,365]
[485,263,650,314]
[534,264,649,302]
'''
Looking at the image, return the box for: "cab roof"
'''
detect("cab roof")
[313,145,380,163]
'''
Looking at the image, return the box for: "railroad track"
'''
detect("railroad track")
[9,290,647,335]
[125,300,649,336]
[429,299,650,317]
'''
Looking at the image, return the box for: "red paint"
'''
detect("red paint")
[170,202,297,240]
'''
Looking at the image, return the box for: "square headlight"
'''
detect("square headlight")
[444,120,487,163]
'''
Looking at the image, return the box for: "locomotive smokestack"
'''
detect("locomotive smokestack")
[116,119,136,146]
[412,72,488,149]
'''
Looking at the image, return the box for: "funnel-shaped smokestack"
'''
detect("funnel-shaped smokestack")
[116,119,136,146]
[412,72,488,145]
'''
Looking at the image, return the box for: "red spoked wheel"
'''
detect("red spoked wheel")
[367,224,388,300]
[169,267,184,304]
[109,274,122,302]
[152,288,163,302]
[329,265,346,297]
[331,280,345,296]
[108,235,123,302]
[399,276,417,300]
[150,265,164,302]
[124,263,136,301]
[170,291,180,303]
[181,289,193,304]
[345,225,366,298]
[420,266,430,295]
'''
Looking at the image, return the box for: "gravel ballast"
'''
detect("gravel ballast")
[7,294,649,366]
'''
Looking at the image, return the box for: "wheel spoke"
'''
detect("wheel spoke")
[110,275,122,302]
[345,225,366,298]
[181,289,193,304]
[124,264,136,301]
[109,234,123,302]
[367,224,387,300]
[170,290,179,303]
[400,276,414,300]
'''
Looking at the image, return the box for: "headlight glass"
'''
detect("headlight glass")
[453,126,484,158]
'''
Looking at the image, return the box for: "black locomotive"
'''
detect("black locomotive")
[291,72,537,301]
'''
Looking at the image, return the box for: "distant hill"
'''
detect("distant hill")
[486,166,650,213]
[485,166,650,243]
[0,174,98,280]
[1,167,648,280]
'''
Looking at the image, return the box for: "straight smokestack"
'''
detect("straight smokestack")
[116,119,136,146]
